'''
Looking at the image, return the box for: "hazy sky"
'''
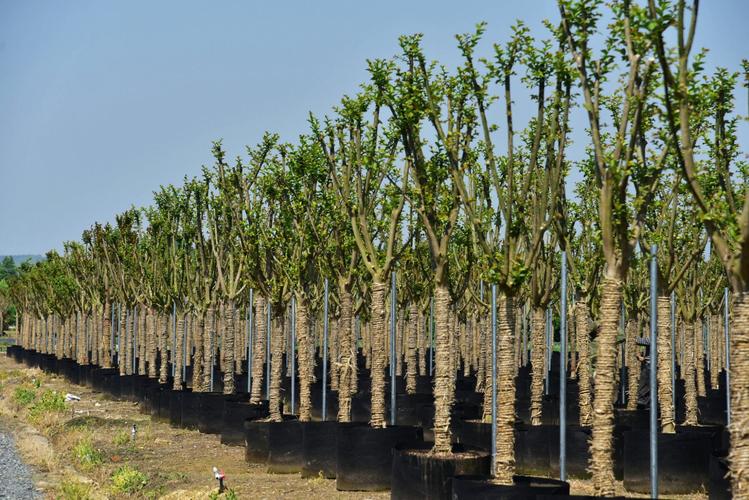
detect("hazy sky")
[1,1,747,255]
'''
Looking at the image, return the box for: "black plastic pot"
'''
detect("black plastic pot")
[451,474,570,499]
[156,385,172,422]
[709,453,730,499]
[301,421,338,479]
[179,390,200,430]
[336,423,423,491]
[168,390,187,428]
[244,420,270,463]
[221,400,269,446]
[267,418,303,473]
[391,443,490,500]
[623,427,716,493]
[197,392,225,434]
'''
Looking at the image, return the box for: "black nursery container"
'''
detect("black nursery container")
[391,443,490,500]
[336,423,423,491]
[623,426,718,494]
[221,400,269,446]
[301,421,338,479]
[709,453,730,499]
[197,392,225,434]
[451,474,570,499]
[244,420,270,463]
[267,418,303,473]
[180,390,200,430]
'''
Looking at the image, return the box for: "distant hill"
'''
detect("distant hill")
[0,255,45,266]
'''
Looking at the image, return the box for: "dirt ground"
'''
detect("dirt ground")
[0,354,707,499]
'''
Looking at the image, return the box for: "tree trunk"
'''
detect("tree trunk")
[626,319,641,410]
[577,302,593,426]
[418,309,427,376]
[147,308,157,378]
[657,296,675,432]
[138,305,147,375]
[118,309,126,376]
[269,314,284,421]
[202,307,214,391]
[174,311,185,390]
[223,301,236,394]
[481,313,492,422]
[330,316,339,391]
[433,285,455,453]
[493,294,516,483]
[530,307,546,426]
[406,303,418,394]
[683,321,699,425]
[569,305,577,379]
[695,317,706,397]
[297,295,312,421]
[192,313,204,391]
[710,314,720,389]
[158,312,169,385]
[589,277,622,496]
[337,287,355,422]
[728,292,749,497]
[370,281,387,428]
[102,303,112,368]
[250,296,266,404]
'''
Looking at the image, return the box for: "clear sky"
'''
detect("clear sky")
[1,0,747,255]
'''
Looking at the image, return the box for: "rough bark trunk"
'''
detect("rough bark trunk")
[297,296,312,422]
[481,313,492,422]
[173,311,185,390]
[683,321,699,425]
[223,301,236,394]
[330,316,340,391]
[696,317,706,397]
[370,282,387,428]
[418,309,427,376]
[147,308,157,378]
[158,312,169,385]
[569,305,577,379]
[102,303,112,368]
[433,285,455,453]
[118,309,126,376]
[577,302,593,426]
[589,277,622,496]
[657,296,675,432]
[269,314,284,421]
[337,288,355,422]
[626,319,641,410]
[138,305,147,375]
[250,296,266,404]
[493,294,516,483]
[406,303,418,394]
[530,307,546,426]
[202,307,214,392]
[192,313,204,391]
[728,292,749,498]
[711,314,720,389]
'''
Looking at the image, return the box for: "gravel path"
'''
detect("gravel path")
[0,429,38,499]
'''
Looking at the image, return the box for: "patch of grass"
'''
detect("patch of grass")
[111,465,148,494]
[58,479,92,500]
[72,438,103,470]
[112,429,130,446]
[13,386,36,407]
[28,389,65,419]
[209,489,238,500]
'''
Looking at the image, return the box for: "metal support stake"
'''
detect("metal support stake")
[323,279,329,421]
[724,287,731,425]
[291,295,296,415]
[559,251,568,481]
[491,284,498,476]
[649,245,659,498]
[390,271,397,426]
[247,289,254,393]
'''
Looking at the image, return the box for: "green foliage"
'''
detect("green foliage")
[111,465,148,494]
[58,479,92,500]
[112,430,130,446]
[13,387,36,407]
[72,438,103,469]
[28,390,65,419]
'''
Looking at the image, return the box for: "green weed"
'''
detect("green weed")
[13,387,36,407]
[58,479,92,500]
[112,430,130,446]
[72,438,103,470]
[111,465,148,494]
[28,390,65,419]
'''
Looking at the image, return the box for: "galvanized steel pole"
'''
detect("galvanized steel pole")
[559,251,568,481]
[323,279,329,422]
[649,245,658,498]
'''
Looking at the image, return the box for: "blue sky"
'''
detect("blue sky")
[1,0,747,255]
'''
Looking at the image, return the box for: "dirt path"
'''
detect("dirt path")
[0,355,387,499]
